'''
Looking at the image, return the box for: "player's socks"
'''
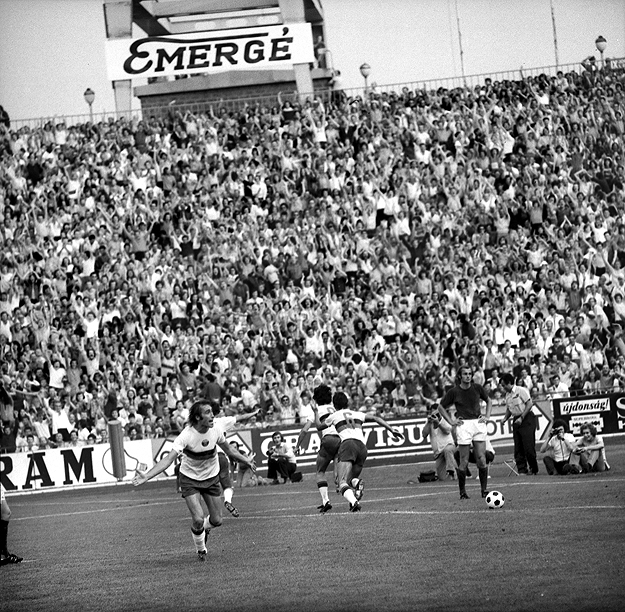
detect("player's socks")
[478,467,489,493]
[317,480,330,505]
[0,520,8,555]
[456,468,467,496]
[340,484,357,505]
[191,526,207,553]
[223,487,234,504]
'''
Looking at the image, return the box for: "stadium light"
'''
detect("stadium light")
[595,35,607,68]
[359,63,371,97]
[83,88,95,122]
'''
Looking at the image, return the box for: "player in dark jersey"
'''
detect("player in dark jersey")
[437,365,492,500]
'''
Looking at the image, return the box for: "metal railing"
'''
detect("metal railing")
[7,56,624,131]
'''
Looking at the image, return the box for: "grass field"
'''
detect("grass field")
[2,444,625,612]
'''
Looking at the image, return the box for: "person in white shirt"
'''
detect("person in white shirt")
[539,420,576,475]
[569,423,608,473]
[501,373,539,475]
[294,385,341,513]
[133,401,255,561]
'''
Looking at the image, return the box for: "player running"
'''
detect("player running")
[213,407,260,518]
[294,385,341,513]
[315,392,404,512]
[133,400,255,561]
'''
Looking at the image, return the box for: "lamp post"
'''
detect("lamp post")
[83,88,95,122]
[595,35,607,69]
[359,63,371,97]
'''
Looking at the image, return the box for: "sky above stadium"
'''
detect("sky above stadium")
[0,0,623,122]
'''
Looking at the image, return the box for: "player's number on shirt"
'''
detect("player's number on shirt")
[344,411,356,428]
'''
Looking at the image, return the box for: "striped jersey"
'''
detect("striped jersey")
[316,403,339,437]
[172,424,226,480]
[324,409,367,442]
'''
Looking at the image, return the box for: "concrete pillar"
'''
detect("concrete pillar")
[278,0,314,101]
[103,0,133,116]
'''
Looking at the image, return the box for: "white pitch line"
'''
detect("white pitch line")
[183,504,625,520]
[11,476,625,522]
[9,497,178,506]
[11,498,180,521]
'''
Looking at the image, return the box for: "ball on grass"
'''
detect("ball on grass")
[485,490,505,509]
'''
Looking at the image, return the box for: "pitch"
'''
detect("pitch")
[2,450,625,612]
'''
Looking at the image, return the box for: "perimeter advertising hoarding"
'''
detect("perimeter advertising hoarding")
[1,412,552,494]
[253,411,552,469]
[105,23,315,81]
[552,392,625,435]
[0,440,154,493]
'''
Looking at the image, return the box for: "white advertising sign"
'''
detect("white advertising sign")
[105,23,315,81]
[0,440,154,493]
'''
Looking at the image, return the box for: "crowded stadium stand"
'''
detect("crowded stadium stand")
[1,56,625,453]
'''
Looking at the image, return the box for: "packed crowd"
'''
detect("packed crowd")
[1,61,625,452]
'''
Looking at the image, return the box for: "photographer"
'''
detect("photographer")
[539,419,576,475]
[266,431,299,484]
[422,406,457,481]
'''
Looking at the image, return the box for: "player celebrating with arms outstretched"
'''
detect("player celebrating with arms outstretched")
[133,401,256,561]
[316,392,404,512]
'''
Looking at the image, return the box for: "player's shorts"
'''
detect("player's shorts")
[456,419,487,445]
[316,434,341,472]
[217,453,233,489]
[179,473,221,498]
[337,438,368,467]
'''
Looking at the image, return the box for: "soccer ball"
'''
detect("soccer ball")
[485,491,505,509]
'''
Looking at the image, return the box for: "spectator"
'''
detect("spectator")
[1,62,625,441]
[569,423,609,473]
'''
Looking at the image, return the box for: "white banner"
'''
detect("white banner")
[105,23,314,81]
[0,440,154,493]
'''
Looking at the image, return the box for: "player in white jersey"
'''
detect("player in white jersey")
[294,385,341,513]
[213,408,259,518]
[317,392,404,512]
[1,483,23,565]
[133,401,256,561]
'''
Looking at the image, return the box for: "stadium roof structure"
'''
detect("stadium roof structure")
[103,0,334,113]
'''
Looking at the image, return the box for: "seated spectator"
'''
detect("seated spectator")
[266,431,299,484]
[569,423,609,473]
[539,419,577,475]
